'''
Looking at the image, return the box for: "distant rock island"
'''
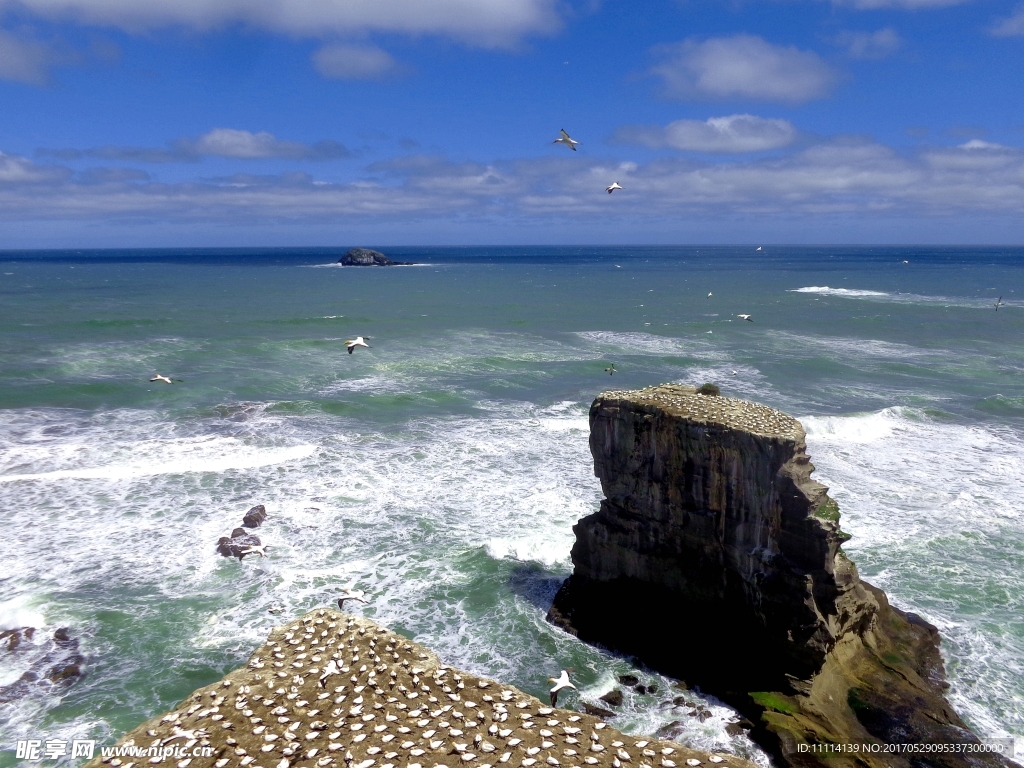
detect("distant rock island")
[338,247,415,266]
[549,384,1010,768]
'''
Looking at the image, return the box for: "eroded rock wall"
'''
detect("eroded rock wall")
[549,385,1009,768]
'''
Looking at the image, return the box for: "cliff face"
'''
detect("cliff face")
[549,385,1009,768]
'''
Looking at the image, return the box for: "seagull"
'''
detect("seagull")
[547,670,577,707]
[239,545,268,559]
[319,659,341,688]
[345,336,371,354]
[737,314,753,322]
[604,364,616,375]
[995,296,1006,310]
[606,182,623,194]
[337,587,369,610]
[150,374,173,384]
[553,129,579,151]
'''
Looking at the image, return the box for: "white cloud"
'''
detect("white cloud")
[0,0,559,46]
[991,6,1024,36]
[615,114,798,153]
[0,28,55,84]
[959,139,1007,150]
[313,44,400,80]
[6,138,1024,231]
[651,35,837,103]
[836,28,902,59]
[37,129,351,162]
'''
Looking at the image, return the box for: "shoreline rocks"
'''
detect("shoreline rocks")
[87,609,757,768]
[548,384,1010,768]
[338,248,415,266]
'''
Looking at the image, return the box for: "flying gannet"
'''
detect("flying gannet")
[604,364,616,375]
[995,296,1006,310]
[554,129,579,151]
[337,587,369,610]
[547,669,577,707]
[756,246,762,251]
[707,292,712,299]
[150,374,173,384]
[606,182,622,194]
[346,337,371,354]
[737,314,753,322]
[239,545,268,559]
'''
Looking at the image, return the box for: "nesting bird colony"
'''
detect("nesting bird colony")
[87,610,756,768]
[601,385,802,441]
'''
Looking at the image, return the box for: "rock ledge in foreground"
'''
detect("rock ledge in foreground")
[89,608,756,768]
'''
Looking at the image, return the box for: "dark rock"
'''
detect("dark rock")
[338,248,415,267]
[548,384,1010,768]
[599,689,624,707]
[656,720,683,738]
[726,721,753,737]
[243,504,268,528]
[635,684,648,695]
[217,530,263,559]
[0,628,84,704]
[672,696,688,707]
[580,702,616,718]
[647,682,658,694]
[46,660,83,683]
[617,674,640,686]
[673,680,688,691]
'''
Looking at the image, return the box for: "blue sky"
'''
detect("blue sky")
[3,0,1024,246]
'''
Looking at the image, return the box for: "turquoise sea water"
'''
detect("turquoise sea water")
[1,246,1022,765]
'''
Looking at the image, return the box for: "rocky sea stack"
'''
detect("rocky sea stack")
[338,248,414,266]
[548,384,1009,768]
[89,609,755,768]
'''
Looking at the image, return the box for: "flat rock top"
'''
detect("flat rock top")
[599,385,803,441]
[89,608,755,768]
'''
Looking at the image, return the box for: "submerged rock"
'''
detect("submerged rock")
[599,688,624,706]
[338,248,415,266]
[216,529,263,559]
[0,627,84,703]
[87,609,755,768]
[549,384,1010,768]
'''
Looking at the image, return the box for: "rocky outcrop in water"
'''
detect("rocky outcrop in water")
[0,626,84,704]
[549,384,1010,768]
[242,504,268,528]
[217,528,264,559]
[87,608,757,768]
[338,248,414,266]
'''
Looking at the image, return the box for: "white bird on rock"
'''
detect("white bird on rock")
[553,129,579,151]
[737,314,753,322]
[162,727,209,745]
[319,659,341,688]
[345,336,371,354]
[547,669,577,707]
[606,182,622,194]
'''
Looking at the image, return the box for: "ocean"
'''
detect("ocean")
[1,246,1021,766]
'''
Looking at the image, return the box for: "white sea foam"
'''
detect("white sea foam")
[0,438,315,482]
[791,286,888,297]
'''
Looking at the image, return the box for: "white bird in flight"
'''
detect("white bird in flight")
[756,246,762,251]
[547,670,577,707]
[737,314,753,322]
[604,364,616,375]
[239,545,268,559]
[707,292,712,299]
[346,336,371,354]
[553,129,579,151]
[995,296,1006,310]
[337,587,369,610]
[150,374,173,384]
[606,182,622,194]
